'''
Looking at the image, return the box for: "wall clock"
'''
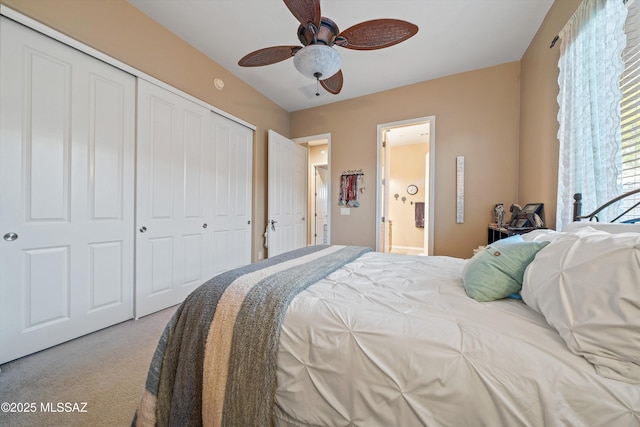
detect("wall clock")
[407,184,418,195]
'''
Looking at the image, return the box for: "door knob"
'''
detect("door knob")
[203,223,208,229]
[270,220,277,231]
[139,226,147,233]
[3,232,18,241]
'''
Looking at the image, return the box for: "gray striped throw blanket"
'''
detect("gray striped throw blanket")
[132,244,371,427]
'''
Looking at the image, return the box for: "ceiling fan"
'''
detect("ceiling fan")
[238,0,418,95]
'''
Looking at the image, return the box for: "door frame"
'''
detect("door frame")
[376,116,435,254]
[294,133,332,245]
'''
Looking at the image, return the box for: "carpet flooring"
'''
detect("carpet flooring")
[0,305,177,427]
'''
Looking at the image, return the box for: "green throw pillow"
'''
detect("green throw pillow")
[463,240,550,302]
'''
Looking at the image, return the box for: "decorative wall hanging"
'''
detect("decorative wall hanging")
[339,169,364,207]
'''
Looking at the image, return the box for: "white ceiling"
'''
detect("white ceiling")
[386,122,430,147]
[128,0,554,113]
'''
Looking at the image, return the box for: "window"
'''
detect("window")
[555,0,627,229]
[621,0,640,221]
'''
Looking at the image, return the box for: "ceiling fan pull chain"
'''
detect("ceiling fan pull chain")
[314,72,321,96]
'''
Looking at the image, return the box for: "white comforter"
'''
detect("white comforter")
[274,252,640,427]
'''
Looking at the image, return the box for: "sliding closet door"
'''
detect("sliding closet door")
[0,17,136,364]
[136,80,212,317]
[209,113,253,276]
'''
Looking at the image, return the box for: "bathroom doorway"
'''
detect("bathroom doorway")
[377,117,435,255]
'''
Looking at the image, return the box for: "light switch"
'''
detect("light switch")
[341,208,351,216]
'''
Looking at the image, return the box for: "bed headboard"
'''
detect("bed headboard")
[572,188,640,222]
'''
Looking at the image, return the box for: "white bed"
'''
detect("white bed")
[275,245,640,426]
[134,199,640,426]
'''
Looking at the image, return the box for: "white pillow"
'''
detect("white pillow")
[521,227,640,383]
[564,221,640,234]
[520,229,565,242]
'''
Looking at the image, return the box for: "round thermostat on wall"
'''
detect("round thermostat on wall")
[407,184,418,195]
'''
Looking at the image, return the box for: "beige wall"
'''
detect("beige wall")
[1,0,583,260]
[291,0,584,258]
[1,0,290,262]
[309,144,329,167]
[291,62,521,258]
[519,0,582,230]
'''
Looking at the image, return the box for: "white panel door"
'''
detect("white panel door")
[315,166,329,244]
[136,80,211,317]
[0,18,136,364]
[209,113,253,276]
[267,130,308,257]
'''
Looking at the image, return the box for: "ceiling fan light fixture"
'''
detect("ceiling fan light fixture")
[293,44,341,80]
[238,0,418,96]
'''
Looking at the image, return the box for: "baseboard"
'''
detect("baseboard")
[390,245,424,253]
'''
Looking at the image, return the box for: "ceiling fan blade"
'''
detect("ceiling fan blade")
[283,0,321,29]
[320,70,343,95]
[238,46,301,67]
[337,19,418,50]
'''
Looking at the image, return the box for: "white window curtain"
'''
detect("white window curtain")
[621,0,640,219]
[556,0,627,230]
